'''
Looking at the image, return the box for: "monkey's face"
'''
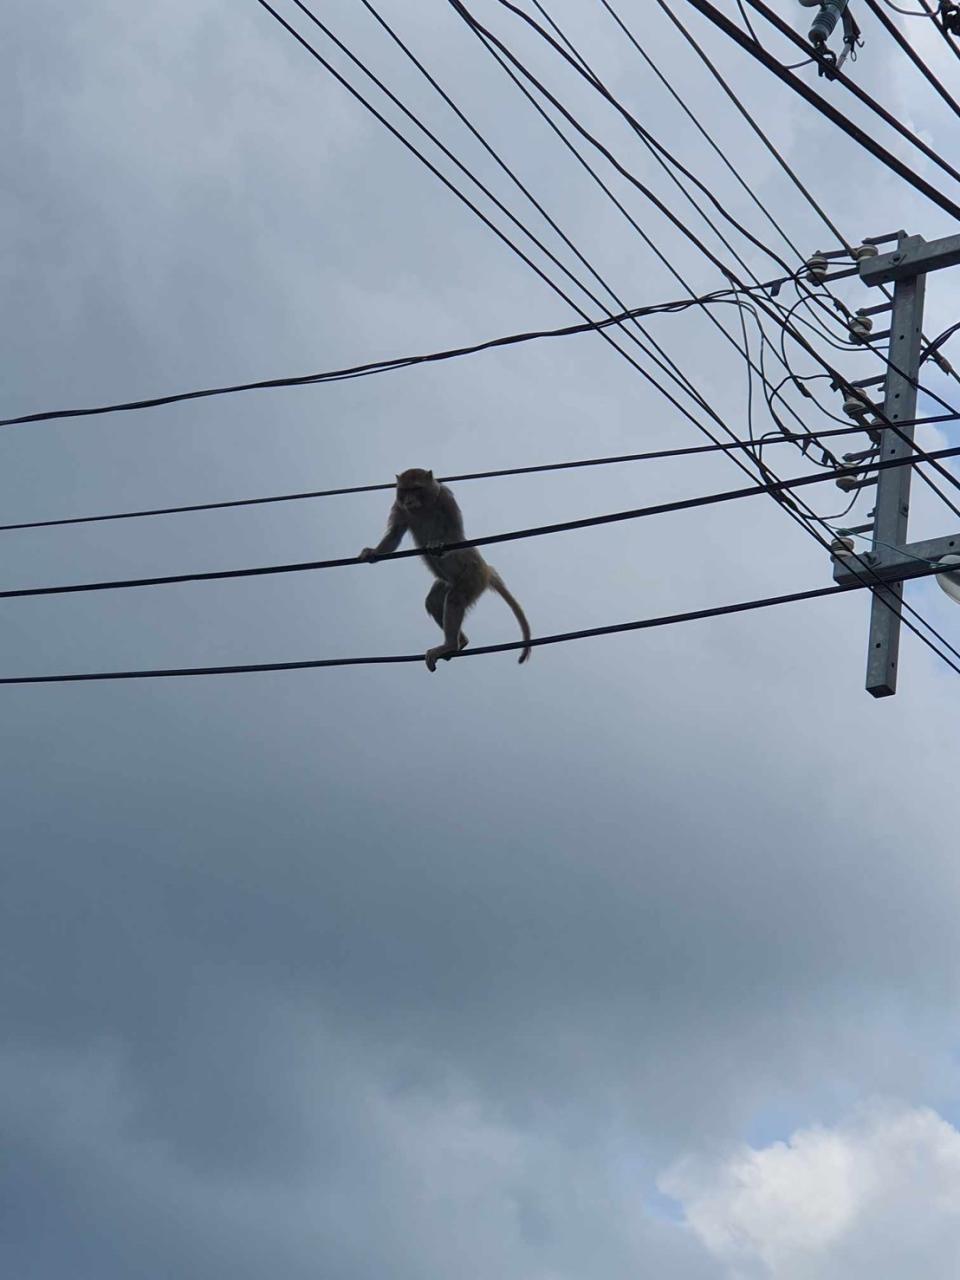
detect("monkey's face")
[396,469,434,511]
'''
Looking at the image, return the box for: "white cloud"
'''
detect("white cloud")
[660,1103,960,1279]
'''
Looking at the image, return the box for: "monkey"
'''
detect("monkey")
[359,468,532,672]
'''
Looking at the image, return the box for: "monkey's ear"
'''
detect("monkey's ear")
[395,474,401,482]
[426,470,434,481]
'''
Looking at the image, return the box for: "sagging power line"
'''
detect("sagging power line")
[4,443,959,603]
[0,561,954,685]
[0,424,891,535]
[0,282,795,430]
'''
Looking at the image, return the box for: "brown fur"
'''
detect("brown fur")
[359,468,532,671]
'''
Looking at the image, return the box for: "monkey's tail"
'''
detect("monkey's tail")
[488,571,532,664]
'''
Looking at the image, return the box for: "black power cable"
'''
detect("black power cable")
[0,283,788,429]
[286,0,715,427]
[862,0,960,120]
[3,442,958,601]
[449,0,832,480]
[261,0,958,672]
[452,0,959,654]
[253,0,792,503]
[1,562,955,684]
[901,0,960,65]
[602,0,960,513]
[678,0,960,222]
[471,2,960,528]
[0,424,884,535]
[267,0,846,587]
[650,0,960,407]
[347,0,749,448]
[518,0,786,285]
[600,0,806,263]
[738,0,960,187]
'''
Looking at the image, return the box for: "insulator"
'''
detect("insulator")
[830,535,856,555]
[809,0,849,44]
[848,310,874,343]
[805,251,829,282]
[842,389,873,418]
[936,554,960,605]
[836,474,878,492]
[853,242,879,262]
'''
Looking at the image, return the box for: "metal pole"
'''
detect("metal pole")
[864,270,926,697]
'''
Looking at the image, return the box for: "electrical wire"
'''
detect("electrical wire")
[655,0,848,253]
[505,0,826,452]
[2,0,953,687]
[0,5,859,548]
[347,0,750,446]
[925,319,960,362]
[457,0,960,636]
[294,0,960,676]
[502,9,960,659]
[5,443,959,602]
[911,0,960,65]
[0,283,788,429]
[287,0,709,416]
[531,0,847,463]
[0,424,884,534]
[862,0,960,120]
[249,0,702,436]
[451,0,830,473]
[313,0,833,573]
[255,0,801,506]
[484,10,960,541]
[447,10,771,450]
[879,0,935,14]
[678,0,960,223]
[599,0,806,263]
[254,1,960,673]
[281,0,724,434]
[451,7,865,602]
[491,0,950,465]
[599,0,900,485]
[649,0,960,405]
[489,0,793,274]
[737,0,960,188]
[2,563,955,684]
[479,0,957,542]
[448,0,765,280]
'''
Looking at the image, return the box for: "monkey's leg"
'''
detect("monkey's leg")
[425,581,468,652]
[425,581,447,630]
[425,589,469,672]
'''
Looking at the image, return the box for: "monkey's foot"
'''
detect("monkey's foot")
[425,643,459,672]
[458,633,469,651]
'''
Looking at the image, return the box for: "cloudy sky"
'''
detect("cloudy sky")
[3,2,960,1276]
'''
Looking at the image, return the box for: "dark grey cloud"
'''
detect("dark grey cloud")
[3,1,960,1276]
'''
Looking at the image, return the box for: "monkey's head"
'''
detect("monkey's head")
[395,468,437,511]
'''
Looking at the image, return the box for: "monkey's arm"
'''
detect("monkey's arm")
[359,504,408,562]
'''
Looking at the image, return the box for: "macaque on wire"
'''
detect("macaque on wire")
[360,469,532,672]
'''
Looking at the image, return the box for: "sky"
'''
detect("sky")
[3,2,960,1277]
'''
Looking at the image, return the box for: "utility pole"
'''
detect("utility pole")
[831,231,960,697]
